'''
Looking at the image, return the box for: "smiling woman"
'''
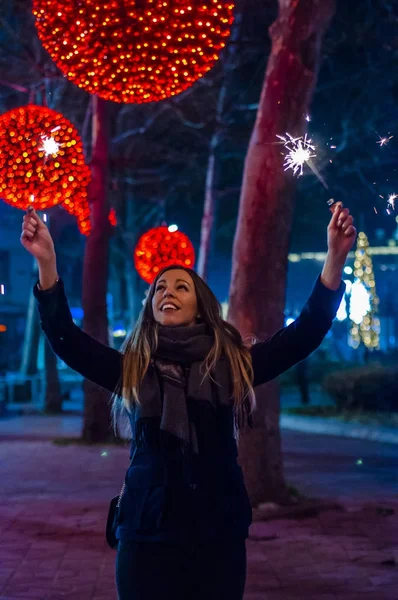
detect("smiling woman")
[152,269,199,327]
[23,205,355,600]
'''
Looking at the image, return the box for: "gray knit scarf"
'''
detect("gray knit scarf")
[134,323,251,454]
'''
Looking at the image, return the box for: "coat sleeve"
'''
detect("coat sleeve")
[250,276,345,388]
[34,278,122,393]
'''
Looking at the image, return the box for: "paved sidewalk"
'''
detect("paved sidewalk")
[0,417,397,599]
[281,413,398,445]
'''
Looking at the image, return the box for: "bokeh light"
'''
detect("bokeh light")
[134,225,195,283]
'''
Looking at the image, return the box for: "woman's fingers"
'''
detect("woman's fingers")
[26,208,42,226]
[341,215,353,231]
[21,207,44,242]
[25,223,37,235]
[21,213,39,242]
[329,202,343,227]
[21,229,33,241]
[329,203,356,238]
[344,225,356,238]
[22,215,38,228]
[337,208,349,227]
[29,211,42,227]
[22,217,38,234]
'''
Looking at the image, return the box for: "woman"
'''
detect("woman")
[21,203,356,600]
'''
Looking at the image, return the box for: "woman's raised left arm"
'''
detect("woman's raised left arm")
[251,203,356,387]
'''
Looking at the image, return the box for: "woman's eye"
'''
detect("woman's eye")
[178,285,188,291]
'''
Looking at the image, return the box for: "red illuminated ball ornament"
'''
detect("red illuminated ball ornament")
[0,104,91,234]
[33,0,235,104]
[134,225,195,284]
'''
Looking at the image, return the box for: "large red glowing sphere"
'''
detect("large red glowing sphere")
[0,104,91,233]
[32,0,234,104]
[134,225,195,283]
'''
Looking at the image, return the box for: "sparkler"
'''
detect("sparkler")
[387,193,397,210]
[38,126,63,159]
[276,133,316,177]
[0,284,5,295]
[276,132,330,191]
[377,134,393,147]
[277,127,397,215]
[39,135,60,157]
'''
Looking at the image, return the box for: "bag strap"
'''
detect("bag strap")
[116,448,137,508]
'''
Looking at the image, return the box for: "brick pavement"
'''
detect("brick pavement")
[0,418,397,599]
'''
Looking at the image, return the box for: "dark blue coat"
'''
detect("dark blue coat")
[34,276,344,543]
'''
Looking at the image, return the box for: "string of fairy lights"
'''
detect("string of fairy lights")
[349,232,380,350]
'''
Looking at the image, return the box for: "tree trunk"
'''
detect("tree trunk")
[197,147,218,281]
[44,215,62,413]
[124,197,141,325]
[228,0,335,506]
[44,337,62,413]
[197,9,243,281]
[20,259,41,377]
[82,96,114,443]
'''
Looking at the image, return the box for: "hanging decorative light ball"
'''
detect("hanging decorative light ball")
[32,0,235,104]
[134,225,195,283]
[61,195,91,235]
[0,104,91,233]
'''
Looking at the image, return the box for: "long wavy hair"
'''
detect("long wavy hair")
[111,265,255,435]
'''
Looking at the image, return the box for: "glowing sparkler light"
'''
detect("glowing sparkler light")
[39,136,60,157]
[277,133,317,177]
[0,284,5,295]
[387,193,397,210]
[377,135,393,147]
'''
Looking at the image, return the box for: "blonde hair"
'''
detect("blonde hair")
[111,266,255,435]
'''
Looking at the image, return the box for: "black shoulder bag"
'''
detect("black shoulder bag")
[106,482,126,550]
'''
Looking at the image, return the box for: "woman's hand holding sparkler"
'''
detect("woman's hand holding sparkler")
[21,207,59,290]
[321,202,357,291]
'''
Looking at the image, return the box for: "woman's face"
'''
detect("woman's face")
[152,269,199,327]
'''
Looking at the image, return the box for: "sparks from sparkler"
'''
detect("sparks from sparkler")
[376,134,393,147]
[387,193,397,210]
[276,132,330,193]
[39,135,61,157]
[37,126,64,160]
[276,133,316,177]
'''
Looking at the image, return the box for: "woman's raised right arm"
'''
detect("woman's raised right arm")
[22,208,122,393]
